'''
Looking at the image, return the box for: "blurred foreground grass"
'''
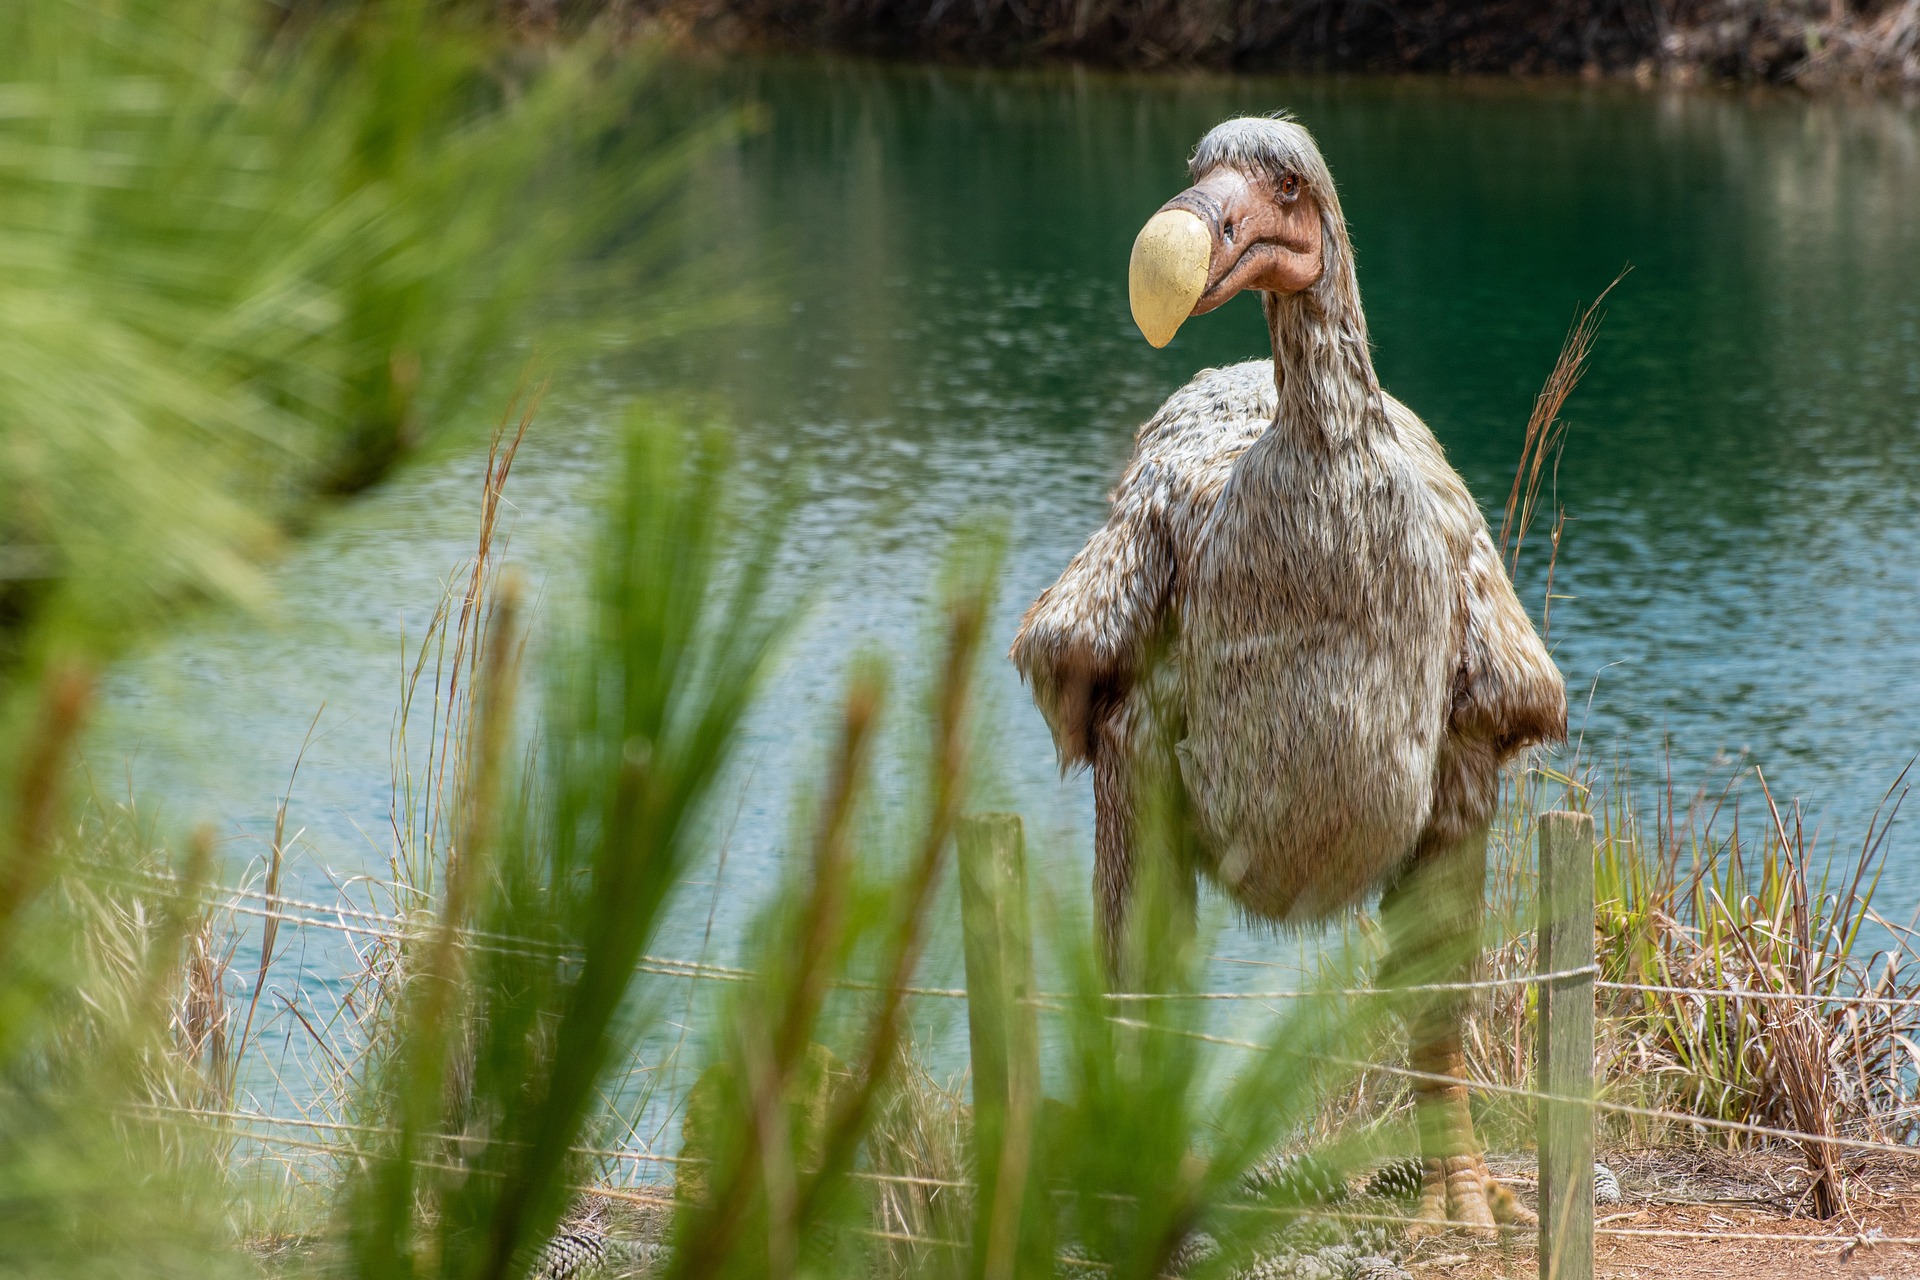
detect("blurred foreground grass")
[1,0,731,665]
[9,397,1920,1277]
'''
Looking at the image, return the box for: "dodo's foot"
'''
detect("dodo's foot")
[1405,1154,1535,1242]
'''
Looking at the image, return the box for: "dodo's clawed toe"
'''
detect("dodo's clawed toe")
[1484,1170,1537,1227]
[1404,1155,1531,1242]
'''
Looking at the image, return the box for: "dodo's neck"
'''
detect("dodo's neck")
[1258,271,1384,451]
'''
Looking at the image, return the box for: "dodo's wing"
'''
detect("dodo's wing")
[1391,396,1567,756]
[1456,523,1567,753]
[1011,361,1275,769]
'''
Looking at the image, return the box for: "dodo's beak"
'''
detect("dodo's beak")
[1127,165,1322,348]
[1129,208,1211,349]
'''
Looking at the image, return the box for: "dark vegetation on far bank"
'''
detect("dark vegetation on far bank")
[503,0,1920,89]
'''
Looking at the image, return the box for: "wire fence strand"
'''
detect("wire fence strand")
[91,861,1920,1012]
[88,863,1920,1189]
[91,860,1920,1017]
[1098,1013,1920,1162]
[83,862,1614,1003]
[1596,977,1920,1012]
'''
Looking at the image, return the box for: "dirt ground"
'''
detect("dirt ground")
[1427,1149,1920,1280]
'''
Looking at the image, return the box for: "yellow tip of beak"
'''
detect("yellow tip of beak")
[1129,209,1211,349]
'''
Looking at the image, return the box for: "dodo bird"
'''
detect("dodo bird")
[1010,116,1566,1234]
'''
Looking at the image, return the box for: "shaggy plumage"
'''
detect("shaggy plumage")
[1010,116,1565,942]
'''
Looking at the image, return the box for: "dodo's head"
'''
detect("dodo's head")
[1129,116,1351,349]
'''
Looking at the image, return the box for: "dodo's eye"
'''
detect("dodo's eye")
[1278,172,1301,202]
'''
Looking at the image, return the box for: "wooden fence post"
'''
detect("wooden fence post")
[957,813,1040,1280]
[1536,810,1596,1280]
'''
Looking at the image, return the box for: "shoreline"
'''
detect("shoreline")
[638,36,1920,110]
[557,1,1920,97]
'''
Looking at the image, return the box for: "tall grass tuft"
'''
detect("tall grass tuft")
[1460,754,1920,1206]
[0,666,249,1277]
[325,403,790,1277]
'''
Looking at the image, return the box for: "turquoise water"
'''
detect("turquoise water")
[99,63,1920,1101]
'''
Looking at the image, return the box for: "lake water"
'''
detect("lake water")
[98,60,1920,1104]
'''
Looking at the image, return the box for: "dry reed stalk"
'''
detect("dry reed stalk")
[428,387,536,891]
[410,574,524,1085]
[1498,272,1624,579]
[231,706,323,1101]
[128,824,247,1182]
[181,912,231,1077]
[323,398,537,1129]
[1749,773,1843,1217]
[1769,1006,1846,1218]
[167,827,232,1092]
[863,1060,970,1278]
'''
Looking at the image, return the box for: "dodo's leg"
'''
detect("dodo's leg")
[1092,733,1137,981]
[1092,696,1197,987]
[1379,825,1534,1238]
